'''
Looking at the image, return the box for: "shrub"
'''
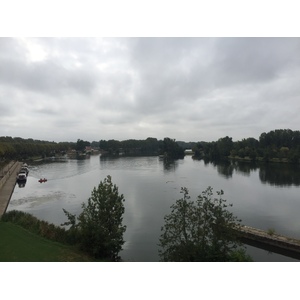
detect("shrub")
[1,210,70,244]
[62,175,126,261]
[159,186,250,262]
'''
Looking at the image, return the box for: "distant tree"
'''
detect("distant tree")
[91,141,100,148]
[76,139,90,152]
[158,187,251,262]
[99,139,121,155]
[62,175,126,261]
[100,138,159,156]
[217,136,233,157]
[0,136,74,160]
[160,137,185,159]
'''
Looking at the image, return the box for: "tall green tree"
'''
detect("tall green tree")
[76,139,90,152]
[160,137,185,159]
[62,175,126,261]
[158,187,251,262]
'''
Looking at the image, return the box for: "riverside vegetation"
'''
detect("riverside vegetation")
[1,175,252,261]
[158,186,252,262]
[2,128,298,261]
[1,129,300,163]
[193,129,300,163]
[0,220,94,262]
[1,175,126,262]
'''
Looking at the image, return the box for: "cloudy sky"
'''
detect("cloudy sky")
[1,37,300,143]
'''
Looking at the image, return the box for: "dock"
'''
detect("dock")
[0,161,23,217]
[236,225,300,260]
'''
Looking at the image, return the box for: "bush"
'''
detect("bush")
[1,210,71,244]
[62,175,126,261]
[159,186,250,262]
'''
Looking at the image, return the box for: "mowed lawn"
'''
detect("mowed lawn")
[0,222,94,262]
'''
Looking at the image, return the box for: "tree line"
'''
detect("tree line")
[193,129,300,163]
[0,136,76,160]
[0,136,185,161]
[2,128,299,163]
[100,137,184,159]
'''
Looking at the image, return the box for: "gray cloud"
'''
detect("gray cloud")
[1,37,300,142]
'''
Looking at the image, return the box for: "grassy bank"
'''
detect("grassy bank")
[0,210,102,262]
[0,221,95,262]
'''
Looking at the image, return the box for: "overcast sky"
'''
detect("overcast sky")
[1,37,300,143]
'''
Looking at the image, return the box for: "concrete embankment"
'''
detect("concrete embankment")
[237,225,300,259]
[0,161,23,217]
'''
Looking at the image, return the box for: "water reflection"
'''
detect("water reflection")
[233,161,258,176]
[160,159,179,173]
[216,161,234,179]
[197,158,300,187]
[259,163,300,187]
[8,155,300,262]
[100,155,180,173]
[241,237,300,261]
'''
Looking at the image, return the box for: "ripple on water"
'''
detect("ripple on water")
[9,191,77,209]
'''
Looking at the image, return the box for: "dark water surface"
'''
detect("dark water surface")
[8,155,300,262]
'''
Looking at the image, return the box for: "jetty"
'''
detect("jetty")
[0,161,23,217]
[237,225,300,260]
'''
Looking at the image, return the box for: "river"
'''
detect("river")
[8,154,300,262]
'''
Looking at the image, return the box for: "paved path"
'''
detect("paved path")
[0,161,23,217]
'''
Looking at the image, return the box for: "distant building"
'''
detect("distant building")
[184,149,194,155]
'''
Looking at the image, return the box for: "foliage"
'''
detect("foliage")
[0,136,74,160]
[267,228,276,236]
[99,137,186,159]
[158,187,251,262]
[160,137,185,159]
[1,210,72,244]
[0,221,94,262]
[76,139,90,152]
[193,129,300,163]
[62,175,126,261]
[100,137,160,156]
[193,137,233,161]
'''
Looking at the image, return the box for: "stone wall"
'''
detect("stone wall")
[0,161,19,190]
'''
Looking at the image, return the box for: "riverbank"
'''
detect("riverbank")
[0,221,95,261]
[1,210,112,262]
[0,161,23,217]
[236,225,300,260]
[228,155,291,163]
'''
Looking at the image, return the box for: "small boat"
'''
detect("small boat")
[20,166,29,176]
[38,178,48,183]
[16,173,27,182]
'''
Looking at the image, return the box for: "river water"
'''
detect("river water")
[8,155,300,262]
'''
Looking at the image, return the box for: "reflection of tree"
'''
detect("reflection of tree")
[209,160,258,179]
[99,155,119,168]
[214,159,300,186]
[160,158,179,172]
[233,161,258,176]
[216,161,234,178]
[259,163,300,187]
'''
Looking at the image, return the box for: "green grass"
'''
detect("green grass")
[267,228,276,236]
[0,222,95,262]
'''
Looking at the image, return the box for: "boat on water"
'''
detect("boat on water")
[16,172,27,182]
[20,166,29,176]
[16,163,29,184]
[38,178,47,183]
